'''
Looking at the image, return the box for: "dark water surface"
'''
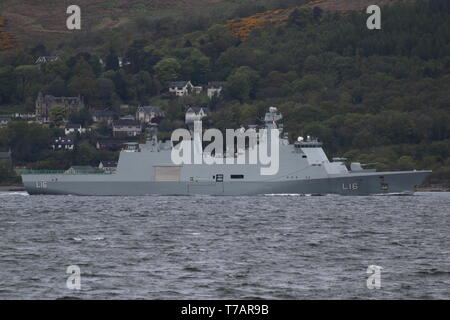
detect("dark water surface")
[0,192,449,299]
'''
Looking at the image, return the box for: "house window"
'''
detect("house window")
[230,175,244,179]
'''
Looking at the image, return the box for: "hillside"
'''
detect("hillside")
[1,0,399,47]
[0,17,16,50]
[0,0,225,45]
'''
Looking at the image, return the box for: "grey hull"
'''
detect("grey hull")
[22,170,431,196]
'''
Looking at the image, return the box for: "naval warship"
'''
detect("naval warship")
[21,108,431,196]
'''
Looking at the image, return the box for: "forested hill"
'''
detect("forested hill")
[0,0,450,185]
[1,0,394,45]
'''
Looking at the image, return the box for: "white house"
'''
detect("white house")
[112,120,142,137]
[52,137,75,151]
[136,106,165,124]
[0,117,11,127]
[207,82,225,99]
[65,123,86,135]
[169,81,202,97]
[35,56,59,64]
[98,161,118,173]
[185,107,210,124]
[92,109,116,124]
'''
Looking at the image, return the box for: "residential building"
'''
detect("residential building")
[0,117,11,127]
[65,166,97,174]
[91,109,116,124]
[207,82,225,99]
[35,92,85,122]
[169,81,202,97]
[35,56,59,64]
[98,161,118,173]
[0,150,11,161]
[65,123,86,135]
[136,106,165,124]
[112,120,142,137]
[185,106,210,124]
[96,140,127,151]
[12,113,35,120]
[52,137,75,151]
[120,115,135,121]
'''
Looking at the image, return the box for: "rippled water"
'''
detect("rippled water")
[0,192,449,299]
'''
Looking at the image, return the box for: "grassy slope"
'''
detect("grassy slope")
[1,0,405,47]
[0,0,226,45]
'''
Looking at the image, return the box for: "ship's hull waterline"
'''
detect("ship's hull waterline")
[22,170,431,196]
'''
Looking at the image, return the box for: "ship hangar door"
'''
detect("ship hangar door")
[154,166,181,181]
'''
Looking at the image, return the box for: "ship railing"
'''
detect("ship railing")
[21,169,112,175]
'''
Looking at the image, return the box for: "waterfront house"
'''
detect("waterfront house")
[206,82,225,99]
[65,123,86,135]
[35,56,59,64]
[0,117,11,127]
[112,120,142,137]
[136,106,165,124]
[35,92,85,123]
[169,81,202,97]
[65,166,97,174]
[91,109,116,124]
[52,137,75,151]
[98,161,118,173]
[185,106,210,124]
[96,140,127,151]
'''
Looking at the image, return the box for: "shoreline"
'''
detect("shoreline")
[0,185,449,193]
[0,185,26,191]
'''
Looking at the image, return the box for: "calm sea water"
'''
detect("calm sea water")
[0,192,449,300]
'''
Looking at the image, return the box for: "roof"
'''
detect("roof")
[113,119,141,127]
[92,109,115,117]
[186,106,210,114]
[68,166,96,171]
[208,81,225,88]
[97,140,126,145]
[54,137,74,144]
[120,115,135,120]
[0,151,11,160]
[35,56,59,64]
[99,161,117,167]
[170,81,191,88]
[138,106,163,114]
[66,123,82,129]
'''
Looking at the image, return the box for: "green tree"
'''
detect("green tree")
[154,57,181,85]
[397,156,416,170]
[225,66,260,102]
[49,105,67,127]
[14,65,41,102]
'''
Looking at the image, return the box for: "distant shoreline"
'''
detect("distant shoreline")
[416,186,450,192]
[0,185,25,191]
[0,185,449,193]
